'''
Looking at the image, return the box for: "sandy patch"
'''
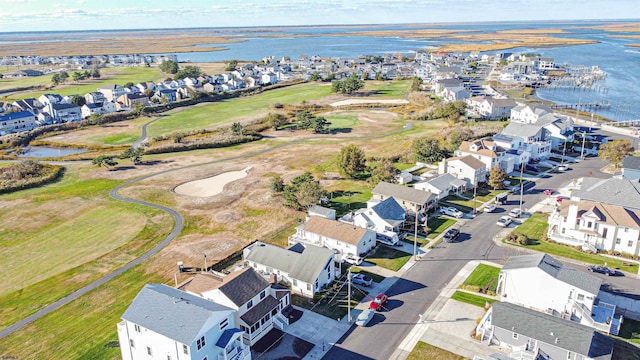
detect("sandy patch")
[174,166,253,197]
[330,98,409,107]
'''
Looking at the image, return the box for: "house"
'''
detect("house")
[438,155,487,187]
[371,181,437,213]
[38,93,65,106]
[501,122,552,160]
[289,216,376,257]
[537,57,556,71]
[117,93,150,110]
[0,110,38,135]
[496,253,621,334]
[244,242,338,298]
[49,103,81,122]
[396,171,413,184]
[621,156,640,181]
[570,178,640,211]
[8,69,43,77]
[154,89,178,103]
[414,173,467,200]
[547,199,640,256]
[81,102,117,119]
[307,205,336,220]
[341,197,406,242]
[178,268,290,346]
[492,134,531,167]
[84,91,107,104]
[98,84,127,102]
[117,283,250,360]
[455,138,514,174]
[507,103,574,153]
[466,96,517,120]
[476,302,614,360]
[444,86,470,102]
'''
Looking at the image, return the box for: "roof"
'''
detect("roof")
[447,155,486,170]
[502,122,544,138]
[121,284,233,345]
[370,197,405,223]
[622,156,640,171]
[303,216,370,245]
[425,173,463,192]
[458,140,499,159]
[51,103,80,111]
[245,242,334,284]
[558,200,640,229]
[372,181,436,207]
[308,205,335,218]
[215,328,243,348]
[240,295,279,325]
[216,268,270,306]
[177,272,224,294]
[490,98,517,108]
[572,178,640,211]
[0,110,35,121]
[491,302,614,359]
[493,133,514,143]
[502,253,601,295]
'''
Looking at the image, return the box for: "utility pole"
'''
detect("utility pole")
[203,253,207,272]
[473,178,478,217]
[519,162,524,214]
[347,267,352,323]
[413,205,419,261]
[580,132,586,160]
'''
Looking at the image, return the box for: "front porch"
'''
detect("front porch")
[240,295,290,346]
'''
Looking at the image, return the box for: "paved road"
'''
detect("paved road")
[324,155,640,359]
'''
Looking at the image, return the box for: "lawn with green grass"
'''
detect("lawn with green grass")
[451,291,498,308]
[325,182,373,217]
[439,198,474,213]
[403,235,429,247]
[366,245,411,271]
[617,318,640,345]
[363,80,411,98]
[146,83,333,137]
[407,341,466,360]
[462,264,500,292]
[325,114,358,130]
[90,133,140,145]
[509,213,638,273]
[426,216,457,239]
[291,281,367,320]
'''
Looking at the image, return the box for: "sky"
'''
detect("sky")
[0,0,638,33]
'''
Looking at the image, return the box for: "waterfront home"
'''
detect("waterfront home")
[0,110,38,135]
[340,197,406,242]
[372,181,437,213]
[178,268,291,346]
[466,96,517,120]
[117,283,250,360]
[244,241,338,298]
[289,216,376,258]
[570,178,640,211]
[438,155,487,188]
[455,138,515,174]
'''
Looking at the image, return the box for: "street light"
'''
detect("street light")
[519,162,524,214]
[413,204,419,261]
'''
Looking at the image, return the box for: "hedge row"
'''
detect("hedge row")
[0,164,64,194]
[145,134,262,154]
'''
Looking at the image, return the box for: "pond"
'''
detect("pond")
[16,146,87,158]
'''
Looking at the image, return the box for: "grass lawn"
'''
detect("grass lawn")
[617,318,640,345]
[462,264,500,292]
[291,281,367,320]
[426,216,457,239]
[407,341,466,360]
[90,133,140,145]
[509,213,639,273]
[363,80,411,98]
[325,113,358,130]
[458,187,506,205]
[325,182,373,217]
[349,266,386,284]
[403,235,429,248]
[146,82,333,137]
[366,245,411,272]
[439,198,474,213]
[451,291,498,308]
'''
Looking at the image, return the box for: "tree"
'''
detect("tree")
[413,137,447,163]
[231,122,243,135]
[270,175,284,193]
[598,139,634,168]
[311,116,330,133]
[91,68,101,78]
[120,147,144,164]
[296,110,315,129]
[225,60,238,71]
[59,71,68,83]
[368,158,398,185]
[337,144,367,178]
[410,77,422,92]
[71,71,84,82]
[159,60,179,74]
[70,94,86,107]
[282,172,326,210]
[489,165,507,190]
[92,155,118,169]
[267,113,287,130]
[124,82,135,88]
[51,73,61,85]
[309,71,322,82]
[175,65,202,79]
[133,103,146,117]
[331,74,365,94]
[87,113,103,125]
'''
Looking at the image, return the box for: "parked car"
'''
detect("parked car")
[369,293,388,311]
[483,204,497,213]
[355,308,375,327]
[526,165,540,172]
[495,192,508,205]
[443,228,460,242]
[496,216,513,227]
[557,165,570,171]
[343,254,363,266]
[376,233,399,246]
[351,273,373,286]
[543,189,554,196]
[441,207,463,218]
[587,265,623,276]
[556,196,570,203]
[509,208,522,218]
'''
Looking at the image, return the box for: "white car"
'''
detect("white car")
[509,208,522,218]
[355,308,374,326]
[351,273,373,287]
[483,204,497,213]
[343,254,363,265]
[557,165,570,171]
[496,216,513,227]
[441,207,464,218]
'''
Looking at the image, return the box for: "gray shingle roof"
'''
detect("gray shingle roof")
[372,181,436,207]
[622,156,640,171]
[371,197,405,223]
[215,328,243,348]
[245,242,334,284]
[121,284,233,345]
[572,178,640,211]
[308,205,335,218]
[240,295,279,325]
[491,302,614,359]
[502,122,544,138]
[217,268,270,307]
[425,173,459,192]
[502,254,602,295]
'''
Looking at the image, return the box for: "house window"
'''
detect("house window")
[220,318,229,330]
[624,227,629,233]
[512,333,518,339]
[167,356,171,360]
[629,240,633,247]
[247,300,253,309]
[561,228,565,234]
[197,336,206,350]
[307,283,312,291]
[603,228,608,238]
[129,339,135,348]
[616,238,621,245]
[147,347,152,356]
[272,308,278,316]
[567,352,572,359]
[134,324,141,332]
[587,221,592,228]
[183,344,189,354]
[292,279,298,287]
[260,290,266,300]
[577,294,585,301]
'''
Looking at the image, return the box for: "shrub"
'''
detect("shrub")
[0,161,64,194]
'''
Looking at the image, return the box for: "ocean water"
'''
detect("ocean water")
[2,21,639,120]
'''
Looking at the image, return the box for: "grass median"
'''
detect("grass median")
[451,291,498,308]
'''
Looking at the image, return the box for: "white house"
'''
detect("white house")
[340,197,406,242]
[244,242,338,298]
[570,178,640,211]
[492,134,531,167]
[84,91,107,104]
[117,283,250,360]
[414,173,467,200]
[438,155,487,188]
[371,181,437,213]
[455,139,515,175]
[547,200,640,256]
[49,103,82,123]
[178,268,291,347]
[307,205,336,220]
[508,103,574,152]
[476,302,615,360]
[38,93,64,107]
[289,216,376,257]
[99,84,127,102]
[0,110,38,135]
[466,96,517,120]
[496,253,621,334]
[81,102,117,119]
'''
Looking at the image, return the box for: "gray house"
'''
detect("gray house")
[621,156,640,182]
[372,181,437,213]
[478,302,614,360]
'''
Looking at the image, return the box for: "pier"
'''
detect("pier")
[551,102,611,110]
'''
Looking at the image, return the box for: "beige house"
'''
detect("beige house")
[289,216,376,257]
[438,155,487,188]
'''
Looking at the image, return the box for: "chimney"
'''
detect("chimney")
[439,157,447,175]
[270,273,277,284]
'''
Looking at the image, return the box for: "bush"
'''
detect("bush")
[0,161,64,194]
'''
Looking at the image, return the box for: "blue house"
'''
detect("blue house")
[0,110,38,135]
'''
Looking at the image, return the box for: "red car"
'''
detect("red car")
[557,196,569,202]
[543,189,553,195]
[369,293,388,311]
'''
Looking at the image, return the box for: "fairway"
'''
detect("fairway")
[146,83,333,137]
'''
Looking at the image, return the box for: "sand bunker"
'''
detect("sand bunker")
[175,166,253,197]
[330,98,409,107]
